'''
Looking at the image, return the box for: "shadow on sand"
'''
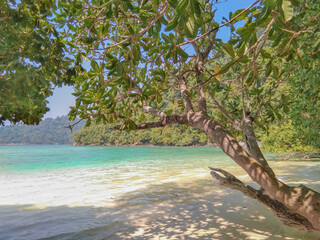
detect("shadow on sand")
[1,178,320,240]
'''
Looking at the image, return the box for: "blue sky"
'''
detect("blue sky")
[45,0,256,119]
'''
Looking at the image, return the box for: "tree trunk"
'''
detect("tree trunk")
[242,113,275,177]
[186,113,320,231]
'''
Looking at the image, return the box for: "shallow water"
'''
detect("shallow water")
[0,145,319,239]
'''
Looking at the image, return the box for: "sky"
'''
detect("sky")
[44,0,256,119]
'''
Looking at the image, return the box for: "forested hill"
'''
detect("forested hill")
[0,116,84,145]
[73,124,212,147]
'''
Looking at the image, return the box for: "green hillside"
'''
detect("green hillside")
[0,116,84,145]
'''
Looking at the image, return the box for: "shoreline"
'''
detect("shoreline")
[1,149,319,239]
[71,141,250,148]
[72,142,219,147]
[1,143,319,161]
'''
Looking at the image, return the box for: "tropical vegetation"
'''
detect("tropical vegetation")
[0,116,84,145]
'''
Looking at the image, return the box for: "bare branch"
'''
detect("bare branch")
[143,104,167,119]
[203,29,218,59]
[113,114,187,130]
[113,121,166,130]
[61,119,84,132]
[178,77,195,113]
[161,62,195,114]
[189,38,202,57]
[196,82,207,114]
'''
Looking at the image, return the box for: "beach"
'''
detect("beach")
[0,145,319,239]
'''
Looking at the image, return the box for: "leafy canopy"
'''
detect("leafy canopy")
[1,0,319,136]
[0,0,75,124]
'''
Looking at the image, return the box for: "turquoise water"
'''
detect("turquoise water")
[0,145,232,172]
[0,145,319,240]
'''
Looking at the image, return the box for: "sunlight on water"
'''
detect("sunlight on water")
[0,146,234,208]
[0,145,319,240]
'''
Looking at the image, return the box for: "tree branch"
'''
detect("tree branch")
[177,0,260,47]
[192,41,207,115]
[113,121,165,130]
[191,13,279,92]
[161,63,194,114]
[207,91,242,131]
[189,38,202,57]
[197,82,208,114]
[95,4,169,50]
[143,104,166,120]
[209,167,316,231]
[203,29,218,59]
[61,119,84,132]
[178,77,195,113]
[253,75,287,120]
[113,114,186,130]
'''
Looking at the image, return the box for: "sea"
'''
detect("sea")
[0,145,319,240]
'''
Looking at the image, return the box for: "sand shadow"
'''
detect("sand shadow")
[1,178,320,240]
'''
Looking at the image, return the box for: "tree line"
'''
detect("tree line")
[0,116,83,145]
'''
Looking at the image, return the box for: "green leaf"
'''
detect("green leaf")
[183,17,197,38]
[246,72,255,86]
[133,45,141,61]
[257,6,271,23]
[231,9,250,21]
[237,42,246,56]
[177,47,189,60]
[222,43,235,58]
[152,0,159,12]
[297,53,305,66]
[282,0,294,22]
[161,33,173,43]
[175,0,189,16]
[261,49,272,58]
[168,0,178,8]
[273,65,279,78]
[91,60,99,72]
[86,118,91,127]
[265,60,273,77]
[190,0,201,18]
[271,33,283,47]
[262,0,274,7]
[236,26,252,41]
[283,104,289,113]
[140,67,147,79]
[165,17,179,31]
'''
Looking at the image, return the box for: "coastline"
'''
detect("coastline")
[72,142,218,147]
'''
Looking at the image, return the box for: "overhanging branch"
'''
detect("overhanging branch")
[113,114,187,130]
[209,167,317,231]
[113,121,165,130]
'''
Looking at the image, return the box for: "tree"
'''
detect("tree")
[2,0,320,231]
[0,0,76,125]
[0,116,84,144]
[73,123,210,146]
